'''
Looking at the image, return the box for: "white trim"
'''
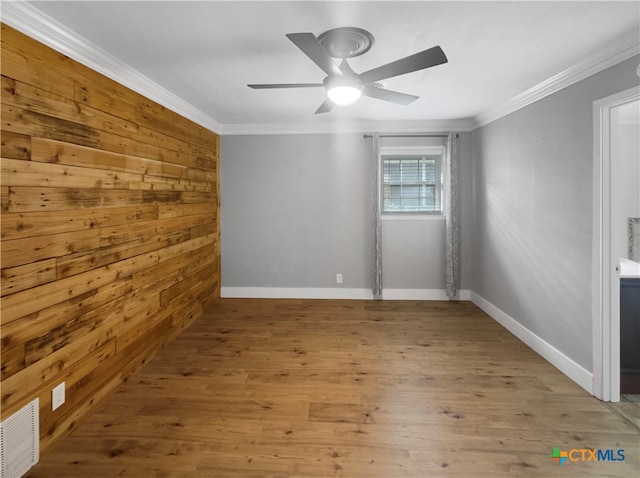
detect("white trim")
[378,145,445,154]
[592,96,606,400]
[1,1,223,134]
[221,287,471,301]
[221,287,374,300]
[592,86,640,402]
[381,214,445,221]
[471,292,594,394]
[220,119,473,136]
[471,31,640,129]
[383,289,471,301]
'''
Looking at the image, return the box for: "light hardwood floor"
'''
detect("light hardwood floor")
[26,299,639,477]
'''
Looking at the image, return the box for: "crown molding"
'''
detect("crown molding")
[1,1,223,134]
[471,30,640,129]
[220,118,474,135]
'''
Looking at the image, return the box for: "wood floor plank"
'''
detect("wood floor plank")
[25,299,639,477]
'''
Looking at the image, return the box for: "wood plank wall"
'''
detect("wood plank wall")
[0,24,220,454]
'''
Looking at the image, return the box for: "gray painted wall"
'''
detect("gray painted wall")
[221,132,471,292]
[220,133,373,289]
[470,55,640,370]
[382,217,446,289]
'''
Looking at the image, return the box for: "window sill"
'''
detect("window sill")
[381,214,445,221]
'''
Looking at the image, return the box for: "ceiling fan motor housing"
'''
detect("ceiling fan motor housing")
[323,73,362,90]
[317,27,375,58]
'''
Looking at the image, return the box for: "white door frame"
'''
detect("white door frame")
[592,86,640,402]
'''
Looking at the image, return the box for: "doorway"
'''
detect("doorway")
[593,86,640,403]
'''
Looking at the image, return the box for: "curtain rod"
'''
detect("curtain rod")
[362,133,458,139]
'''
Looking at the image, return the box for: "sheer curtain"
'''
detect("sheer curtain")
[444,132,459,299]
[372,132,383,300]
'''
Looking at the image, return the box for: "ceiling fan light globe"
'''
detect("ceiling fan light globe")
[327,85,362,105]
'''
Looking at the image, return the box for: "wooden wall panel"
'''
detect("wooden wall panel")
[0,24,220,454]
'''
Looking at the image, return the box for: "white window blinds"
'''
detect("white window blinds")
[382,154,442,213]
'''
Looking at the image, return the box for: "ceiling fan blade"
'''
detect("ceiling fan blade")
[286,33,341,76]
[362,85,419,105]
[359,45,447,84]
[315,98,335,114]
[248,83,324,89]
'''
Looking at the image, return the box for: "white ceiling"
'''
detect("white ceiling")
[7,1,640,133]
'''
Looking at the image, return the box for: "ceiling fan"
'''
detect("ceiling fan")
[248,27,448,114]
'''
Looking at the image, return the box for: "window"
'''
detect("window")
[381,149,443,214]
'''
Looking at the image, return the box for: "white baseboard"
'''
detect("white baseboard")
[382,289,471,300]
[221,287,374,300]
[221,287,471,301]
[471,292,593,394]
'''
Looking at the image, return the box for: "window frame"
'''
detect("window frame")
[379,145,446,217]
